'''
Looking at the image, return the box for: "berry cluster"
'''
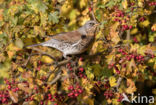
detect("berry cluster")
[36,61,42,71]
[6,79,20,92]
[0,79,20,104]
[95,81,110,90]
[0,90,9,104]
[139,17,145,22]
[117,94,124,102]
[67,85,83,98]
[67,63,73,71]
[113,9,133,31]
[78,67,86,78]
[104,90,114,99]
[148,2,156,6]
[133,37,138,43]
[118,48,145,62]
[121,24,133,31]
[114,10,124,17]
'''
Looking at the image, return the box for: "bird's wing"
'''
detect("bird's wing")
[50,31,83,44]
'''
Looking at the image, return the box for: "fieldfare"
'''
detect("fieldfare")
[27,20,98,58]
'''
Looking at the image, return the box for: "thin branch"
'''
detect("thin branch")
[115,77,123,91]
[56,57,72,67]
[49,72,62,85]
[23,52,33,67]
[126,30,130,40]
[29,47,56,60]
[90,1,97,21]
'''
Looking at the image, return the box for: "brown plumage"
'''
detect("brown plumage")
[27,20,98,58]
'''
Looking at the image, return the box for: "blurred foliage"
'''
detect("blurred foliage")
[0,0,156,105]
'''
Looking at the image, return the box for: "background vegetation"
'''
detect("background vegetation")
[0,0,156,105]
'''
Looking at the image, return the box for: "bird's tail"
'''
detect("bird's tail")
[26,43,42,48]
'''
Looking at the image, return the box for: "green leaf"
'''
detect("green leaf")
[48,12,59,24]
[15,39,24,49]
[86,67,94,80]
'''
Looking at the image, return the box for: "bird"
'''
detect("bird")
[27,20,98,58]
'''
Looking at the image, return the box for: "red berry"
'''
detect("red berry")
[48,96,52,100]
[88,8,92,12]
[74,93,79,97]
[48,93,52,97]
[37,67,40,71]
[79,67,84,72]
[67,63,71,67]
[51,98,55,102]
[40,101,43,105]
[131,3,135,6]
[16,87,19,91]
[7,85,11,90]
[12,88,16,92]
[129,25,133,29]
[78,89,83,94]
[34,86,37,90]
[79,57,83,61]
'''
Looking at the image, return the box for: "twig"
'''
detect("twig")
[126,30,130,40]
[49,72,62,85]
[23,52,33,67]
[115,77,123,91]
[56,57,72,67]
[90,1,97,21]
[30,47,56,60]
[126,30,130,46]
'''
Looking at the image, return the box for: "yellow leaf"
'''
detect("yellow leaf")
[48,74,55,82]
[7,43,20,51]
[112,99,120,105]
[103,0,109,4]
[130,28,138,35]
[29,101,36,105]
[9,91,18,103]
[41,56,54,64]
[82,78,93,95]
[0,9,3,21]
[151,24,156,31]
[138,1,144,7]
[90,41,103,55]
[18,83,32,94]
[122,0,128,9]
[60,1,72,16]
[7,51,15,59]
[126,79,137,94]
[107,99,112,104]
[35,79,44,86]
[80,0,87,8]
[78,60,84,66]
[109,76,117,87]
[86,67,94,80]
[139,20,150,27]
[33,94,43,101]
[18,67,24,72]
[7,43,20,59]
[109,23,120,44]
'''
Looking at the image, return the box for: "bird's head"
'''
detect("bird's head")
[79,20,99,36]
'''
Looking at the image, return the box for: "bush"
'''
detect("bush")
[0,0,156,105]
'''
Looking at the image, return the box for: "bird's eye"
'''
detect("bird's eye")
[89,23,95,26]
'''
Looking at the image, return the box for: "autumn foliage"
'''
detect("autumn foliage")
[0,0,156,105]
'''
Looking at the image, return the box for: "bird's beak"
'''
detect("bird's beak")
[95,22,100,27]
